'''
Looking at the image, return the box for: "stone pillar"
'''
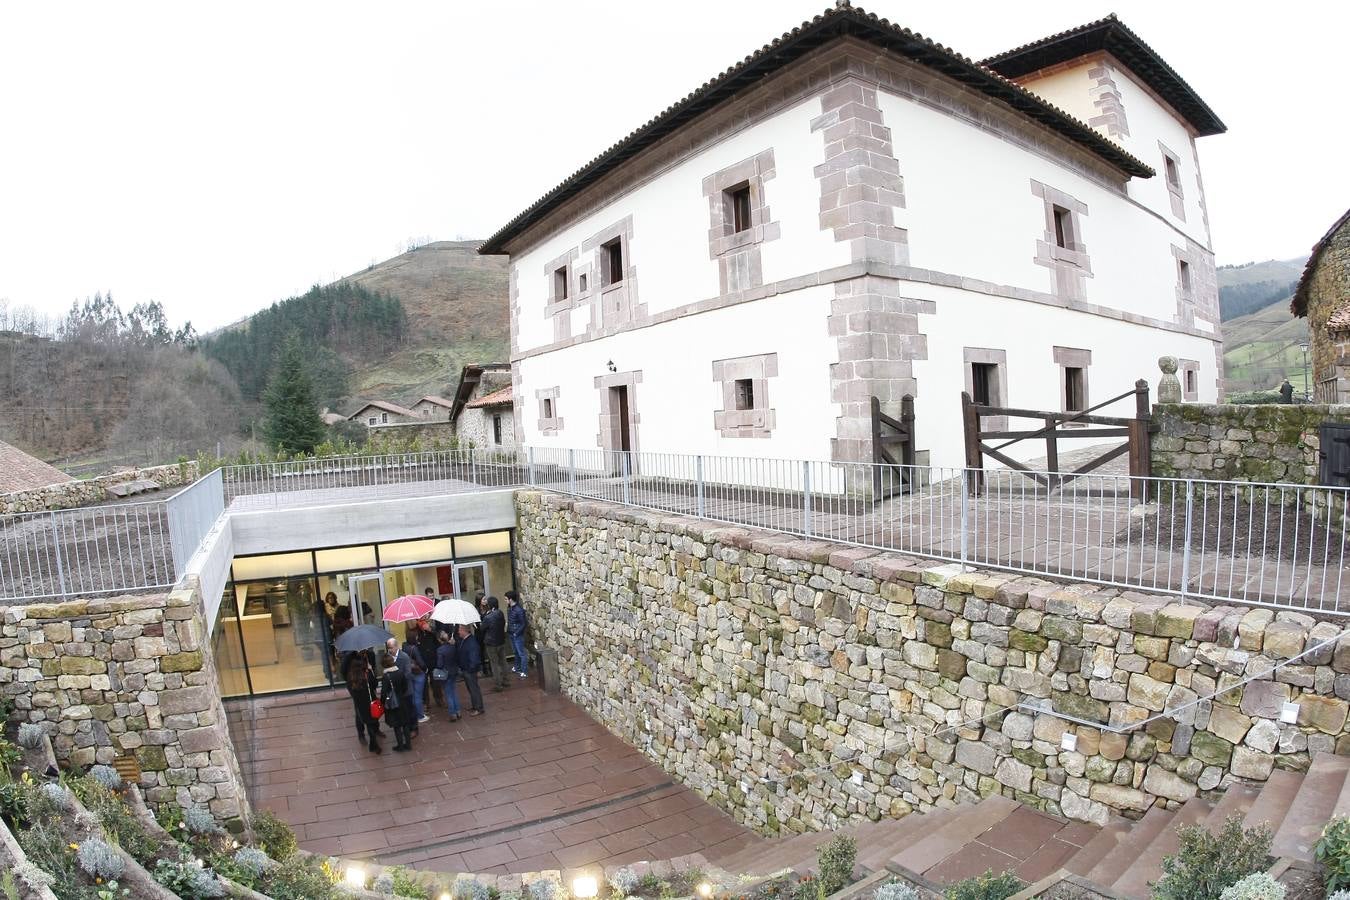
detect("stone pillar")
[1157,356,1182,404]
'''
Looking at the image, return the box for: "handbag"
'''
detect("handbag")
[432,668,449,681]
[367,682,383,720]
[381,674,401,710]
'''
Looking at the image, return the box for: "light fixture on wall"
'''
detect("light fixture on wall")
[606,359,617,373]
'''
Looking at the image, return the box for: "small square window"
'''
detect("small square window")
[971,363,998,406]
[1178,259,1192,292]
[578,273,588,293]
[542,398,554,419]
[601,238,624,287]
[727,184,752,234]
[367,417,377,426]
[553,266,568,300]
[1052,205,1071,249]
[1065,367,1086,412]
[381,412,389,424]
[734,378,754,411]
[1164,156,1180,188]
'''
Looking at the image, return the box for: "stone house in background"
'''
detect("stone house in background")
[1292,207,1350,404]
[0,438,73,493]
[479,5,1226,470]
[347,399,419,428]
[449,363,517,451]
[410,395,455,421]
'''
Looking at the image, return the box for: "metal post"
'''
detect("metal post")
[50,512,68,598]
[1180,479,1194,599]
[696,455,706,518]
[622,453,632,506]
[959,469,969,570]
[527,446,536,487]
[568,448,577,496]
[802,461,813,537]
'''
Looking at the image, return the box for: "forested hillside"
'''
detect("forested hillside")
[1216,257,1309,395]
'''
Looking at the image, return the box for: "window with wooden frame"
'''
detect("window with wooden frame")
[970,363,998,406]
[601,238,624,287]
[553,266,569,301]
[727,183,752,234]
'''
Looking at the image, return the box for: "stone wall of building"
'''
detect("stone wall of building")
[0,461,201,515]
[0,581,250,826]
[1151,402,1350,483]
[1306,216,1350,396]
[515,489,1350,834]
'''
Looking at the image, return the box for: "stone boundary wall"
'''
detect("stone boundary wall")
[0,580,250,826]
[1,460,201,515]
[1151,402,1350,484]
[514,489,1350,834]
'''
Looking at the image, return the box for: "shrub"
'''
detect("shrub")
[610,867,640,897]
[1219,873,1286,900]
[88,765,123,790]
[943,871,1023,900]
[791,876,821,900]
[375,872,397,895]
[16,822,84,899]
[261,856,339,900]
[39,782,71,810]
[0,737,20,773]
[874,881,920,900]
[76,838,126,881]
[389,866,431,900]
[17,722,46,749]
[153,857,227,899]
[1153,815,1272,900]
[1329,892,1350,900]
[232,847,276,879]
[527,879,561,900]
[818,835,858,895]
[182,805,221,835]
[71,777,159,864]
[253,809,298,861]
[454,878,493,900]
[1318,817,1350,893]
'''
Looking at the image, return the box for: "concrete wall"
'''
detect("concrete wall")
[1,461,200,515]
[515,490,1350,834]
[1151,402,1350,483]
[0,582,251,826]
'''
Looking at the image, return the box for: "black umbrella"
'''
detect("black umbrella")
[334,623,394,652]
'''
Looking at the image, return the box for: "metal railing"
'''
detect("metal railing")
[165,467,224,577]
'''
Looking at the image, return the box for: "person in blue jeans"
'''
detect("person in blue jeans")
[433,630,460,721]
[399,633,430,726]
[506,589,529,678]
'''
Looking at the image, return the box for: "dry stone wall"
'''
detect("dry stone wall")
[1151,403,1350,484]
[0,581,249,826]
[515,490,1350,834]
[1,461,200,514]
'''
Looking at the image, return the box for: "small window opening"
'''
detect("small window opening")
[601,238,624,286]
[971,363,998,406]
[1065,367,1086,412]
[728,184,752,233]
[492,415,502,445]
[381,412,389,424]
[734,378,755,411]
[1164,156,1180,187]
[542,398,554,419]
[1185,369,1197,395]
[367,417,377,426]
[1052,205,1071,249]
[578,273,588,293]
[1178,259,1192,292]
[554,266,568,300]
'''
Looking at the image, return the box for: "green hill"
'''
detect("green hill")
[1217,257,1309,395]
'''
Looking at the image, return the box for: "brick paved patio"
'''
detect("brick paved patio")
[229,682,760,873]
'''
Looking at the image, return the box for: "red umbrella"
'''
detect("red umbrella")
[382,594,435,623]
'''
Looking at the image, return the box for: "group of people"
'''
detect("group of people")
[338,589,531,755]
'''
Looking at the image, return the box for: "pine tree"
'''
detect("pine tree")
[262,336,325,453]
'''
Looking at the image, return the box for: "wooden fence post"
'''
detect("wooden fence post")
[961,392,984,495]
[1127,379,1153,502]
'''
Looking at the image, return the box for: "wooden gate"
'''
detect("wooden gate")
[961,379,1154,498]
[871,394,915,498]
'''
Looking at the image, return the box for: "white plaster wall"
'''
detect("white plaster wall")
[519,284,838,461]
[912,283,1221,470]
[880,86,1201,326]
[512,97,848,354]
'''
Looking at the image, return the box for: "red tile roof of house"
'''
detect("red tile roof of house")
[348,400,418,420]
[0,439,73,494]
[417,396,455,409]
[466,385,513,409]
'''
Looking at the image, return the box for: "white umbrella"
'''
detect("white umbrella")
[431,597,481,626]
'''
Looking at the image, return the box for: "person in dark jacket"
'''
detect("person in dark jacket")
[344,652,382,754]
[433,630,460,721]
[400,631,430,726]
[473,592,489,676]
[481,597,508,691]
[412,617,441,709]
[379,652,415,752]
[506,590,529,678]
[455,624,485,716]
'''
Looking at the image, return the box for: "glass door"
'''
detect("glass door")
[351,574,385,626]
[454,562,488,605]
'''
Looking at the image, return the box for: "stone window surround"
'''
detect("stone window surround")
[543,248,578,317]
[1178,358,1200,402]
[593,369,642,453]
[1158,141,1186,221]
[1031,179,1092,301]
[964,347,1008,433]
[536,386,563,436]
[702,149,781,295]
[712,352,778,438]
[581,216,643,336]
[1053,346,1092,420]
[1172,244,1197,325]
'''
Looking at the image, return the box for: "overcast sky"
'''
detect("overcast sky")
[1,1,1345,332]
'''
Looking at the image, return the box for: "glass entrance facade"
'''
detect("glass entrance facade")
[213,528,515,698]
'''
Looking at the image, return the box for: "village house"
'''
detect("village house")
[410,395,455,421]
[347,399,419,428]
[449,363,517,451]
[1292,207,1350,404]
[479,5,1226,470]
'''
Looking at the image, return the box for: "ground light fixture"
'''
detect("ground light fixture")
[344,865,366,890]
[573,875,599,898]
[698,882,715,898]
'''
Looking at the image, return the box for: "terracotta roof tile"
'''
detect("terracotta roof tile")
[349,400,418,420]
[1292,207,1350,318]
[466,385,513,409]
[0,440,73,494]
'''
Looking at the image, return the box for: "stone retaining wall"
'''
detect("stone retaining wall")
[0,581,250,826]
[515,490,1350,834]
[1151,402,1350,483]
[1,461,200,514]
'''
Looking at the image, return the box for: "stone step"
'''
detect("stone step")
[1083,806,1173,887]
[1111,797,1214,900]
[856,808,959,872]
[1061,821,1131,877]
[731,828,857,876]
[1201,782,1260,832]
[1243,768,1304,835]
[1272,754,1350,861]
[891,795,1019,876]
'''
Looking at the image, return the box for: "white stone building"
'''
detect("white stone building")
[449,363,517,452]
[479,7,1226,470]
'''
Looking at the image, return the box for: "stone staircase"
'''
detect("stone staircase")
[696,753,1350,900]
